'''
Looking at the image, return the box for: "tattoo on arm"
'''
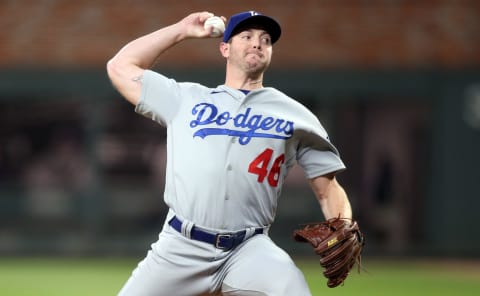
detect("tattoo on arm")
[132,75,143,83]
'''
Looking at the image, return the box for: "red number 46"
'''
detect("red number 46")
[248,148,285,187]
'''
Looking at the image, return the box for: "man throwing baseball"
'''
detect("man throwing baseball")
[107,10,354,296]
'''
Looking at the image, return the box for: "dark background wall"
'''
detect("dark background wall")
[0,0,479,258]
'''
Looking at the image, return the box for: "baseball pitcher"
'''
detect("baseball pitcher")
[107,10,363,296]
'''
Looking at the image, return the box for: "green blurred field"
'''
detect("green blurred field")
[0,257,479,296]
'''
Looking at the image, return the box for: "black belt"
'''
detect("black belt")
[168,216,264,251]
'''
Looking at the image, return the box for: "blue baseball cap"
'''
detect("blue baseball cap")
[222,11,281,44]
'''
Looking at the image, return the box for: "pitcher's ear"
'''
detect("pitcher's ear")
[219,42,230,58]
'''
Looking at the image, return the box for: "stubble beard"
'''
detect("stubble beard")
[243,55,270,77]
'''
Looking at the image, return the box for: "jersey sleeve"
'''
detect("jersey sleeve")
[134,70,182,126]
[292,104,346,178]
[255,87,346,179]
[297,146,346,179]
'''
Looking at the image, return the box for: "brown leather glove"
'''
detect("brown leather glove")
[293,217,365,288]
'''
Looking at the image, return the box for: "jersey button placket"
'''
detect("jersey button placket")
[225,164,233,200]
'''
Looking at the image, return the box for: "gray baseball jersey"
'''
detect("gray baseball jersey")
[135,69,345,231]
[118,69,346,296]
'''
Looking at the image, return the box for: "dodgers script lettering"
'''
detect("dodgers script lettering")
[190,103,294,145]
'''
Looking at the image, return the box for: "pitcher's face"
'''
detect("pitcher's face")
[223,28,273,75]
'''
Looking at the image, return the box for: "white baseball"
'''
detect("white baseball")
[204,16,225,37]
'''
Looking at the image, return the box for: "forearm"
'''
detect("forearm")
[108,11,215,70]
[106,11,215,105]
[106,23,186,105]
[318,181,352,219]
[109,23,186,71]
[309,175,353,220]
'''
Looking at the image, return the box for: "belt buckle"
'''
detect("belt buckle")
[215,233,233,249]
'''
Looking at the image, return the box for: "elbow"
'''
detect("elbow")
[105,57,142,106]
[106,58,121,82]
[310,173,336,202]
[105,59,126,99]
[106,55,135,86]
[312,181,329,201]
[105,58,128,92]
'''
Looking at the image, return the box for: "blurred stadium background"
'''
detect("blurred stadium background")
[0,0,479,293]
